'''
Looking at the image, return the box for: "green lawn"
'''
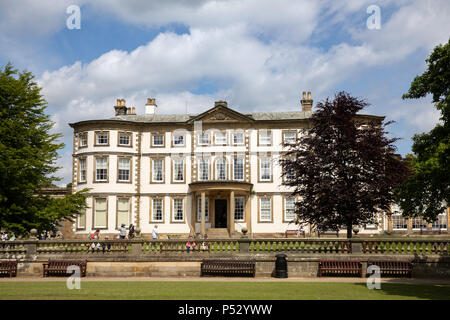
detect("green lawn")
[0,281,449,300]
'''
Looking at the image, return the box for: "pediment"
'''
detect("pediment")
[187,104,254,123]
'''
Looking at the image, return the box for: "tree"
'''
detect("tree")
[280,91,410,238]
[0,63,87,236]
[395,39,450,222]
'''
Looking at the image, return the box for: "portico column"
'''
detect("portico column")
[230,191,235,233]
[245,195,252,234]
[201,192,206,235]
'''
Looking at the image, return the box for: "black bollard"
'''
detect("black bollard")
[275,253,288,278]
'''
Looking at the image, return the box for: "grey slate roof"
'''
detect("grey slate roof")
[109,111,314,123]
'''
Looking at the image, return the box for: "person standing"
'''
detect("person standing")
[152,225,159,240]
[128,224,135,239]
[119,224,127,240]
[186,236,196,253]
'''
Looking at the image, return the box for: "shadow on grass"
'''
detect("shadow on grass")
[353,281,450,300]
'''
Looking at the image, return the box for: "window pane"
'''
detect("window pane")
[234,197,245,220]
[173,133,184,145]
[259,130,271,145]
[173,158,184,181]
[118,158,130,181]
[80,133,87,147]
[199,158,209,181]
[233,132,244,144]
[96,158,107,181]
[284,132,296,144]
[260,198,271,221]
[152,198,163,221]
[153,134,164,146]
[285,197,296,221]
[173,198,184,221]
[95,198,107,227]
[97,133,108,144]
[233,158,244,180]
[260,158,271,181]
[80,159,86,182]
[215,132,226,144]
[119,134,130,145]
[216,158,226,180]
[197,197,209,222]
[152,159,163,182]
[117,198,129,226]
[78,210,85,228]
[199,133,209,145]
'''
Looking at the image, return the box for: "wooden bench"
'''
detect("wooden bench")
[367,260,412,278]
[319,260,362,277]
[201,259,255,277]
[0,260,17,277]
[43,259,87,277]
[285,230,305,238]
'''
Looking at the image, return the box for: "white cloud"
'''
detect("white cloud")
[9,0,444,184]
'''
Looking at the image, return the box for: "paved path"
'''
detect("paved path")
[1,277,449,284]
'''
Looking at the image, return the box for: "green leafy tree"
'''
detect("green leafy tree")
[395,39,450,221]
[0,63,87,236]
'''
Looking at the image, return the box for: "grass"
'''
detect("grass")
[0,281,449,300]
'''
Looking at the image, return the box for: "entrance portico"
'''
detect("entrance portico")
[189,181,253,236]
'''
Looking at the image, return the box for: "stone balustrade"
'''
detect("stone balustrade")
[1,238,449,260]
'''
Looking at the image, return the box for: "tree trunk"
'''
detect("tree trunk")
[346,224,352,239]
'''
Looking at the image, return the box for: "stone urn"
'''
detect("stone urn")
[29,228,38,240]
[135,228,141,238]
[352,226,360,236]
[241,227,248,238]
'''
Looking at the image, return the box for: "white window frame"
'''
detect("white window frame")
[94,198,107,229]
[152,158,164,183]
[172,198,184,222]
[118,133,131,146]
[173,133,185,147]
[79,158,87,183]
[173,158,184,182]
[259,157,272,181]
[284,197,296,221]
[215,158,227,181]
[151,198,164,222]
[234,197,245,221]
[283,131,296,144]
[96,132,109,145]
[118,158,131,182]
[259,197,272,222]
[152,134,164,147]
[232,132,244,145]
[198,132,210,145]
[117,198,130,228]
[96,157,108,182]
[198,157,210,181]
[214,131,227,145]
[233,157,244,181]
[259,130,271,146]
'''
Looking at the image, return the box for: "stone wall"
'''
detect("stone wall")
[14,254,450,278]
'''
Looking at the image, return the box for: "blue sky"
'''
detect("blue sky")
[0,0,448,185]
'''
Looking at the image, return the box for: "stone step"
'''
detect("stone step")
[205,228,229,239]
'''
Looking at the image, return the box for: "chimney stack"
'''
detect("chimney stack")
[301,91,313,111]
[114,98,128,116]
[145,98,157,115]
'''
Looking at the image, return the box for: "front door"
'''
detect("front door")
[214,199,227,228]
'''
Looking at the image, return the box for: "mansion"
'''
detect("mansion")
[69,93,449,238]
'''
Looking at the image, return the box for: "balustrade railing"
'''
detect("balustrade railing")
[360,239,450,255]
[0,238,449,259]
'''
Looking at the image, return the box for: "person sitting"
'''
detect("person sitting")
[200,234,209,251]
[186,236,196,253]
